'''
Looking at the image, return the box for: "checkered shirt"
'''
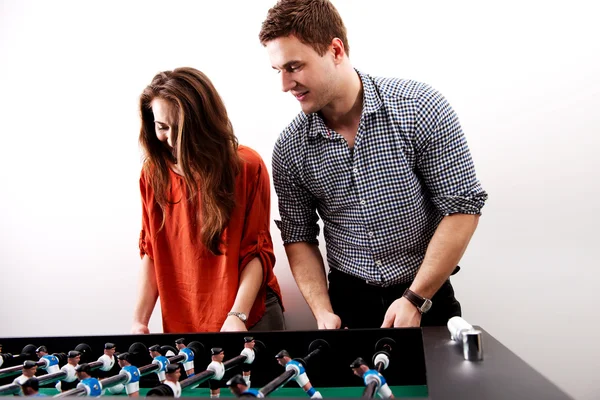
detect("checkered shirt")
[272,70,488,286]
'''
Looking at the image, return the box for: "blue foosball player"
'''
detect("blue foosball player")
[149,345,170,383]
[226,374,263,398]
[350,357,394,399]
[35,346,60,375]
[75,363,102,397]
[117,352,141,397]
[175,338,195,378]
[275,350,322,399]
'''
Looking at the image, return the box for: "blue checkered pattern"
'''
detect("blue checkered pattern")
[272,70,488,286]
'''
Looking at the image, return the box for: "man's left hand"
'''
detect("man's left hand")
[381,297,421,328]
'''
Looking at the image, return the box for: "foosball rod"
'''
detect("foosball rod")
[147,340,262,397]
[258,339,329,398]
[363,338,394,399]
[0,370,69,396]
[0,343,88,379]
[53,349,187,398]
[0,345,38,374]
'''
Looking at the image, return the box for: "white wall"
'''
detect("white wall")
[1,1,598,399]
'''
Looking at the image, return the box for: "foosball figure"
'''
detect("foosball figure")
[149,345,170,383]
[226,374,263,398]
[98,342,125,395]
[21,377,41,397]
[13,360,37,386]
[275,350,322,399]
[117,352,141,397]
[240,337,255,387]
[175,338,195,378]
[206,348,225,398]
[35,346,60,374]
[75,363,102,397]
[56,350,81,392]
[163,364,182,398]
[0,344,11,368]
[350,357,394,399]
[98,343,117,372]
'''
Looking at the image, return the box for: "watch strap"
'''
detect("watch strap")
[402,289,431,313]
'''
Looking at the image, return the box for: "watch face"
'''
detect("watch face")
[421,299,433,313]
[239,313,247,322]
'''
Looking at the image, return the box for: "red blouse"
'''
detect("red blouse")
[139,145,283,332]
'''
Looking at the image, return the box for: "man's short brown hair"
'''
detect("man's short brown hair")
[259,0,350,57]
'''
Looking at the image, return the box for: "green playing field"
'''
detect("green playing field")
[39,385,428,397]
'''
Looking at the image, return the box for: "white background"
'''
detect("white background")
[1,1,598,399]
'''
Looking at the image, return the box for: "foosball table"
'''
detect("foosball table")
[0,319,572,399]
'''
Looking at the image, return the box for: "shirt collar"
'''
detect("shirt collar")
[307,69,382,137]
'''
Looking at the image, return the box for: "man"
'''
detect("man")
[75,363,102,397]
[275,350,322,398]
[226,374,262,398]
[35,346,60,374]
[350,357,394,398]
[259,0,487,329]
[117,352,141,397]
[163,364,182,398]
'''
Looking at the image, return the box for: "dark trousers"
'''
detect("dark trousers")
[328,268,462,329]
[249,288,286,331]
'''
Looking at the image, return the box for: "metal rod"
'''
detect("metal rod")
[258,370,296,397]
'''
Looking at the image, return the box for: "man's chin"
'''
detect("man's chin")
[300,103,320,115]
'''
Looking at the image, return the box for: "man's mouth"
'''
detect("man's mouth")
[293,91,309,101]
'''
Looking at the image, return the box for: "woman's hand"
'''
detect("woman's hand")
[131,321,150,334]
[220,315,248,332]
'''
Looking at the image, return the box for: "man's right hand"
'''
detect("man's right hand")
[316,311,342,329]
[131,322,150,334]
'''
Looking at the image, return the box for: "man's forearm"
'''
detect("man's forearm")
[285,242,333,319]
[410,213,480,298]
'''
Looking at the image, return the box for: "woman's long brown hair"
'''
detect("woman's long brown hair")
[139,67,240,255]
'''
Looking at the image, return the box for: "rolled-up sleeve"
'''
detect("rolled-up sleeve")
[239,160,276,285]
[272,140,320,245]
[138,173,154,260]
[414,86,488,215]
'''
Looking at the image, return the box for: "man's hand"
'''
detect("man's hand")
[220,315,249,332]
[381,297,421,328]
[316,311,343,329]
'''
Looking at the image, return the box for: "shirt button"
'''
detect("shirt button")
[360,200,366,205]
[353,168,358,173]
[375,260,382,266]
[368,232,374,237]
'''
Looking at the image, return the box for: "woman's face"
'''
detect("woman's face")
[151,97,178,149]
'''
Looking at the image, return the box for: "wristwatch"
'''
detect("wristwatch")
[402,289,433,314]
[227,311,247,323]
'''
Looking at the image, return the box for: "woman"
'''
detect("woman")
[131,67,285,333]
